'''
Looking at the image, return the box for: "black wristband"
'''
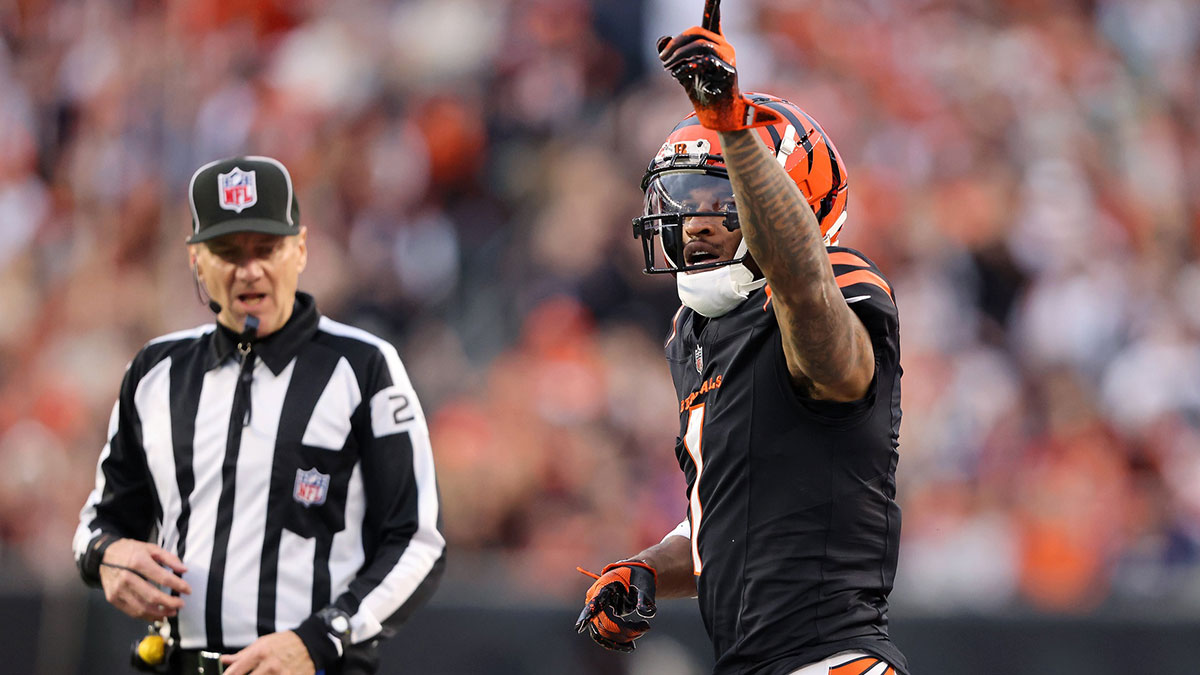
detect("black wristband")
[78,533,120,588]
[294,608,351,669]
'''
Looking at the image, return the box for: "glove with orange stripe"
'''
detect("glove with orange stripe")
[656,1,781,131]
[574,560,657,652]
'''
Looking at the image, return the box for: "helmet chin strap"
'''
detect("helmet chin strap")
[824,210,848,245]
[729,238,767,291]
[677,239,766,318]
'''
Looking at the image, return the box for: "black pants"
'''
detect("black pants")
[171,643,379,675]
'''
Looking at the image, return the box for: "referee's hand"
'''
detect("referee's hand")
[98,539,191,622]
[221,631,315,675]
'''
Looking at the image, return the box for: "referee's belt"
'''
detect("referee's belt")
[174,648,329,675]
[175,648,234,674]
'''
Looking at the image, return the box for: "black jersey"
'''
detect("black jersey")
[665,247,907,675]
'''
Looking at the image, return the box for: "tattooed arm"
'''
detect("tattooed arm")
[719,129,874,401]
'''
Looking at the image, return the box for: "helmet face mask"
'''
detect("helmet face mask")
[635,171,743,274]
[632,94,849,276]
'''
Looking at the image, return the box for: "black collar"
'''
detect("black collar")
[207,292,319,374]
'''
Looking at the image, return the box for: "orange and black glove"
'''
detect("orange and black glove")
[656,0,781,131]
[574,560,658,653]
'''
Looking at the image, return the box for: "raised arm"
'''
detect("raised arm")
[657,16,874,401]
[718,130,874,401]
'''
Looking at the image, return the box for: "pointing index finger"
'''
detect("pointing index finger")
[702,0,721,33]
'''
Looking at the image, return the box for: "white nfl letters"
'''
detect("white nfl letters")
[218,167,257,212]
[294,467,331,507]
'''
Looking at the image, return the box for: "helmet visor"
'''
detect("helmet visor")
[643,172,738,217]
[634,172,740,274]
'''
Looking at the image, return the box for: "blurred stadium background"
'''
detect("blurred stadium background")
[1,0,1198,672]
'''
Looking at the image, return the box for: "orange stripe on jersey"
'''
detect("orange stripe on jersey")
[665,305,685,348]
[829,656,882,675]
[836,269,893,299]
[762,285,773,310]
[828,251,870,268]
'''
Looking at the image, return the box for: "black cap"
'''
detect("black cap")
[188,156,301,244]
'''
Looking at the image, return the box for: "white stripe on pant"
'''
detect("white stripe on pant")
[785,650,892,675]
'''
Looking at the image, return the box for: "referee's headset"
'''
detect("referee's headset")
[190,251,223,315]
[190,253,260,342]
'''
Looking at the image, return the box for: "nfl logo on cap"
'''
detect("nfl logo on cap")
[218,167,258,213]
[187,155,301,244]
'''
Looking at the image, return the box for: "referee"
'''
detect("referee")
[73,156,445,675]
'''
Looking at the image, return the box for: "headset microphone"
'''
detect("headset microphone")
[192,266,224,315]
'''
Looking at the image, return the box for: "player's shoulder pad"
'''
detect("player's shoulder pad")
[828,246,894,302]
[827,246,898,336]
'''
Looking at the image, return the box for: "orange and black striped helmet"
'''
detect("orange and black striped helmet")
[633,93,849,274]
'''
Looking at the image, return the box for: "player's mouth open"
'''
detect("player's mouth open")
[685,246,720,265]
[237,293,267,306]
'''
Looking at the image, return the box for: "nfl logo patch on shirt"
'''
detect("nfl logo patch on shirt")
[694,345,703,373]
[294,467,330,507]
[218,167,257,213]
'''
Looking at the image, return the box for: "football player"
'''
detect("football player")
[576,9,908,675]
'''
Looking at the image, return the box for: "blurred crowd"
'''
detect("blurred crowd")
[1,0,1198,618]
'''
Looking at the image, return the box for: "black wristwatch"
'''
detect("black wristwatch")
[316,607,353,650]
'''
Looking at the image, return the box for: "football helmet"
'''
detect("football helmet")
[633,93,849,275]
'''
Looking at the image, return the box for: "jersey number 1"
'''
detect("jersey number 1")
[683,404,706,574]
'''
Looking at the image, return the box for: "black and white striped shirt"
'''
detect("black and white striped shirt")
[73,292,445,654]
